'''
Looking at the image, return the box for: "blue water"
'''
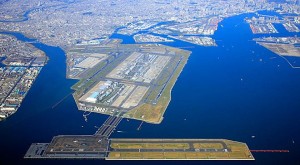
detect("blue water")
[1,13,300,165]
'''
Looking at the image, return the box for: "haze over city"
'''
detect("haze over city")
[0,0,300,164]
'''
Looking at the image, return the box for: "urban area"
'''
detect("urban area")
[0,34,46,121]
[0,0,299,161]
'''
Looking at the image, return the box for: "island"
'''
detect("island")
[254,36,300,68]
[245,14,300,34]
[245,15,279,34]
[133,33,174,43]
[169,36,217,47]
[254,37,300,57]
[24,116,254,160]
[25,137,254,160]
[67,39,191,124]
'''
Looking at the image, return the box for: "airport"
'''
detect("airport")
[24,116,254,160]
[68,39,191,124]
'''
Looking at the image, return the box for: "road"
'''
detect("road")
[95,115,123,138]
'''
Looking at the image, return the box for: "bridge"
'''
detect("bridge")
[94,116,123,138]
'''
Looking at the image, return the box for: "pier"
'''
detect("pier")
[250,150,290,153]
